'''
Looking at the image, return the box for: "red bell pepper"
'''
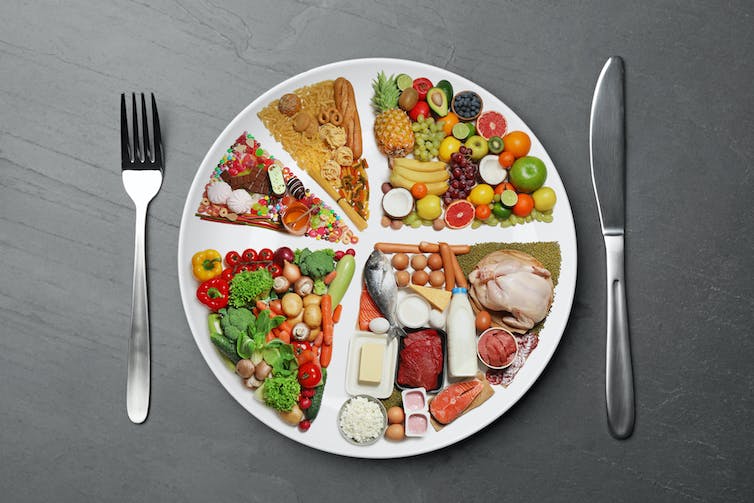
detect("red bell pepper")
[196,277,229,311]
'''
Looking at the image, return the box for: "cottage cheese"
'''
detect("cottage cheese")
[338,396,385,444]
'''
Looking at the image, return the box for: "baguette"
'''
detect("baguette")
[334,77,362,159]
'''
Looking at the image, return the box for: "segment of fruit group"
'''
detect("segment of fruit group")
[372,71,557,230]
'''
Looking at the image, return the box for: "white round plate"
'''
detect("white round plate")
[178,58,577,458]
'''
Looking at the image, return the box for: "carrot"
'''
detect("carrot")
[269,299,283,316]
[278,320,293,334]
[256,300,269,312]
[296,349,317,366]
[319,344,333,367]
[313,331,324,347]
[332,304,343,323]
[266,331,275,343]
[323,270,338,285]
[321,294,334,345]
[277,330,291,344]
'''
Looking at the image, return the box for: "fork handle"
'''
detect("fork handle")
[127,203,150,423]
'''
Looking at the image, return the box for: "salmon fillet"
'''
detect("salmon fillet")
[358,286,383,330]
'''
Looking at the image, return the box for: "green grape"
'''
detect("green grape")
[410,220,422,229]
[471,220,482,229]
[412,123,420,132]
[542,214,553,223]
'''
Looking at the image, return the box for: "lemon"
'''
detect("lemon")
[468,184,494,206]
[415,194,443,220]
[438,136,462,162]
[532,186,556,211]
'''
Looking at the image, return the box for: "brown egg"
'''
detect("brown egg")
[410,254,428,270]
[391,253,409,271]
[387,406,405,424]
[429,270,445,288]
[411,270,429,286]
[395,270,410,287]
[427,253,443,270]
[385,423,405,441]
[475,310,492,331]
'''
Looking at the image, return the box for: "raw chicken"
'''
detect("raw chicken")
[468,250,554,333]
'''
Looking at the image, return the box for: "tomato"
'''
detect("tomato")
[502,131,531,158]
[512,193,534,217]
[532,186,557,211]
[267,263,282,277]
[292,341,313,357]
[498,151,515,168]
[236,264,253,273]
[475,204,492,220]
[241,248,257,263]
[412,77,433,100]
[334,250,345,261]
[509,156,547,193]
[299,397,312,410]
[298,362,322,388]
[225,250,241,268]
[298,419,311,432]
[221,268,235,282]
[411,182,428,199]
[345,248,356,256]
[409,101,431,122]
[258,248,274,261]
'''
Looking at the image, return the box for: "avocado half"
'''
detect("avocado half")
[426,87,448,117]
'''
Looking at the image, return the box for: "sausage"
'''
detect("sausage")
[419,241,471,255]
[374,242,422,254]
[439,242,455,292]
[450,251,468,289]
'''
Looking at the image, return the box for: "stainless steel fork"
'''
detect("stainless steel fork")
[121,93,163,424]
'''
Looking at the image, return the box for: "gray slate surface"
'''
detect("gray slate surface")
[1,0,752,501]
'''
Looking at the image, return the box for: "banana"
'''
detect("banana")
[390,173,449,195]
[391,157,448,173]
[393,164,449,183]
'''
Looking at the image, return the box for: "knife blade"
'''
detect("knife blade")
[589,56,635,439]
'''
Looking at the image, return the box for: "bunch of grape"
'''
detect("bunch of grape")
[411,115,446,161]
[443,147,478,206]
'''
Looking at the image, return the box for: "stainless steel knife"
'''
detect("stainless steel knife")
[589,56,634,439]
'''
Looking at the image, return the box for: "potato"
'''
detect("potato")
[303,294,322,307]
[303,305,322,328]
[277,404,304,425]
[281,292,303,317]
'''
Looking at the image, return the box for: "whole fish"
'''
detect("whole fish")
[364,250,405,341]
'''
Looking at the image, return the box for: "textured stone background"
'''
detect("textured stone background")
[1,1,752,501]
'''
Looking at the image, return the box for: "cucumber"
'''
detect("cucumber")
[210,331,241,364]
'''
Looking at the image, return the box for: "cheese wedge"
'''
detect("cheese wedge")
[358,342,384,384]
[408,284,452,311]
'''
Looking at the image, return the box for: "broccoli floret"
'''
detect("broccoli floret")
[313,278,327,295]
[218,307,255,341]
[296,248,335,279]
[228,269,273,307]
[262,374,301,412]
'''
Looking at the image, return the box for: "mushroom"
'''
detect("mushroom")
[244,376,263,389]
[292,322,311,341]
[236,359,255,379]
[255,360,272,380]
[294,276,314,296]
[273,275,291,294]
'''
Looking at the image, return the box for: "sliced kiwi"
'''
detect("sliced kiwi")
[487,136,504,154]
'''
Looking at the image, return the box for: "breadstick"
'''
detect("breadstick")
[439,242,455,292]
[419,241,471,255]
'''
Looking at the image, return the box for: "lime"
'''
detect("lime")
[501,190,518,207]
[509,156,547,193]
[532,186,557,211]
[452,122,470,140]
[492,202,511,219]
[468,184,494,206]
[396,74,413,91]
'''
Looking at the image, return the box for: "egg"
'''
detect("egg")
[475,310,492,331]
[387,406,405,424]
[410,254,428,270]
[428,270,445,287]
[391,253,409,270]
[427,253,443,271]
[395,270,410,287]
[384,423,405,441]
[411,270,429,286]
[369,317,390,334]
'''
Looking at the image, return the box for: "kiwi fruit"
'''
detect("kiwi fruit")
[487,136,504,154]
[398,87,419,111]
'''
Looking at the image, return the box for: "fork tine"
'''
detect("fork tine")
[140,93,151,162]
[131,93,140,162]
[151,93,162,166]
[121,94,131,164]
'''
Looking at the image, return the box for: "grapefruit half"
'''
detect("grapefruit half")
[476,111,508,140]
[444,200,475,229]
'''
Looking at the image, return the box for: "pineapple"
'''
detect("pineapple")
[372,72,415,157]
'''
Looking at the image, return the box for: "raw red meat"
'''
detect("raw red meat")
[397,329,443,390]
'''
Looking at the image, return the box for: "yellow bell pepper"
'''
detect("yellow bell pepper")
[192,249,223,282]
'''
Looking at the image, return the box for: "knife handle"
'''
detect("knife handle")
[604,234,634,439]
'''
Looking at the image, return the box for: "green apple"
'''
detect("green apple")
[464,135,489,161]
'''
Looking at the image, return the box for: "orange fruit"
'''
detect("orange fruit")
[512,193,534,217]
[439,112,459,136]
[411,182,428,199]
[498,151,515,168]
[475,204,492,220]
[502,131,531,158]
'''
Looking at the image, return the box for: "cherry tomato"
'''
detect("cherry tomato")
[299,397,312,410]
[334,250,345,261]
[221,268,235,282]
[267,263,282,277]
[236,264,253,273]
[258,248,274,262]
[303,388,316,398]
[298,419,311,432]
[512,193,534,217]
[242,248,257,263]
[475,204,492,220]
[292,341,314,358]
[298,362,322,388]
[345,248,356,256]
[248,263,261,271]
[412,77,433,100]
[409,101,431,122]
[498,151,515,168]
[502,131,531,158]
[225,251,241,268]
[411,182,428,199]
